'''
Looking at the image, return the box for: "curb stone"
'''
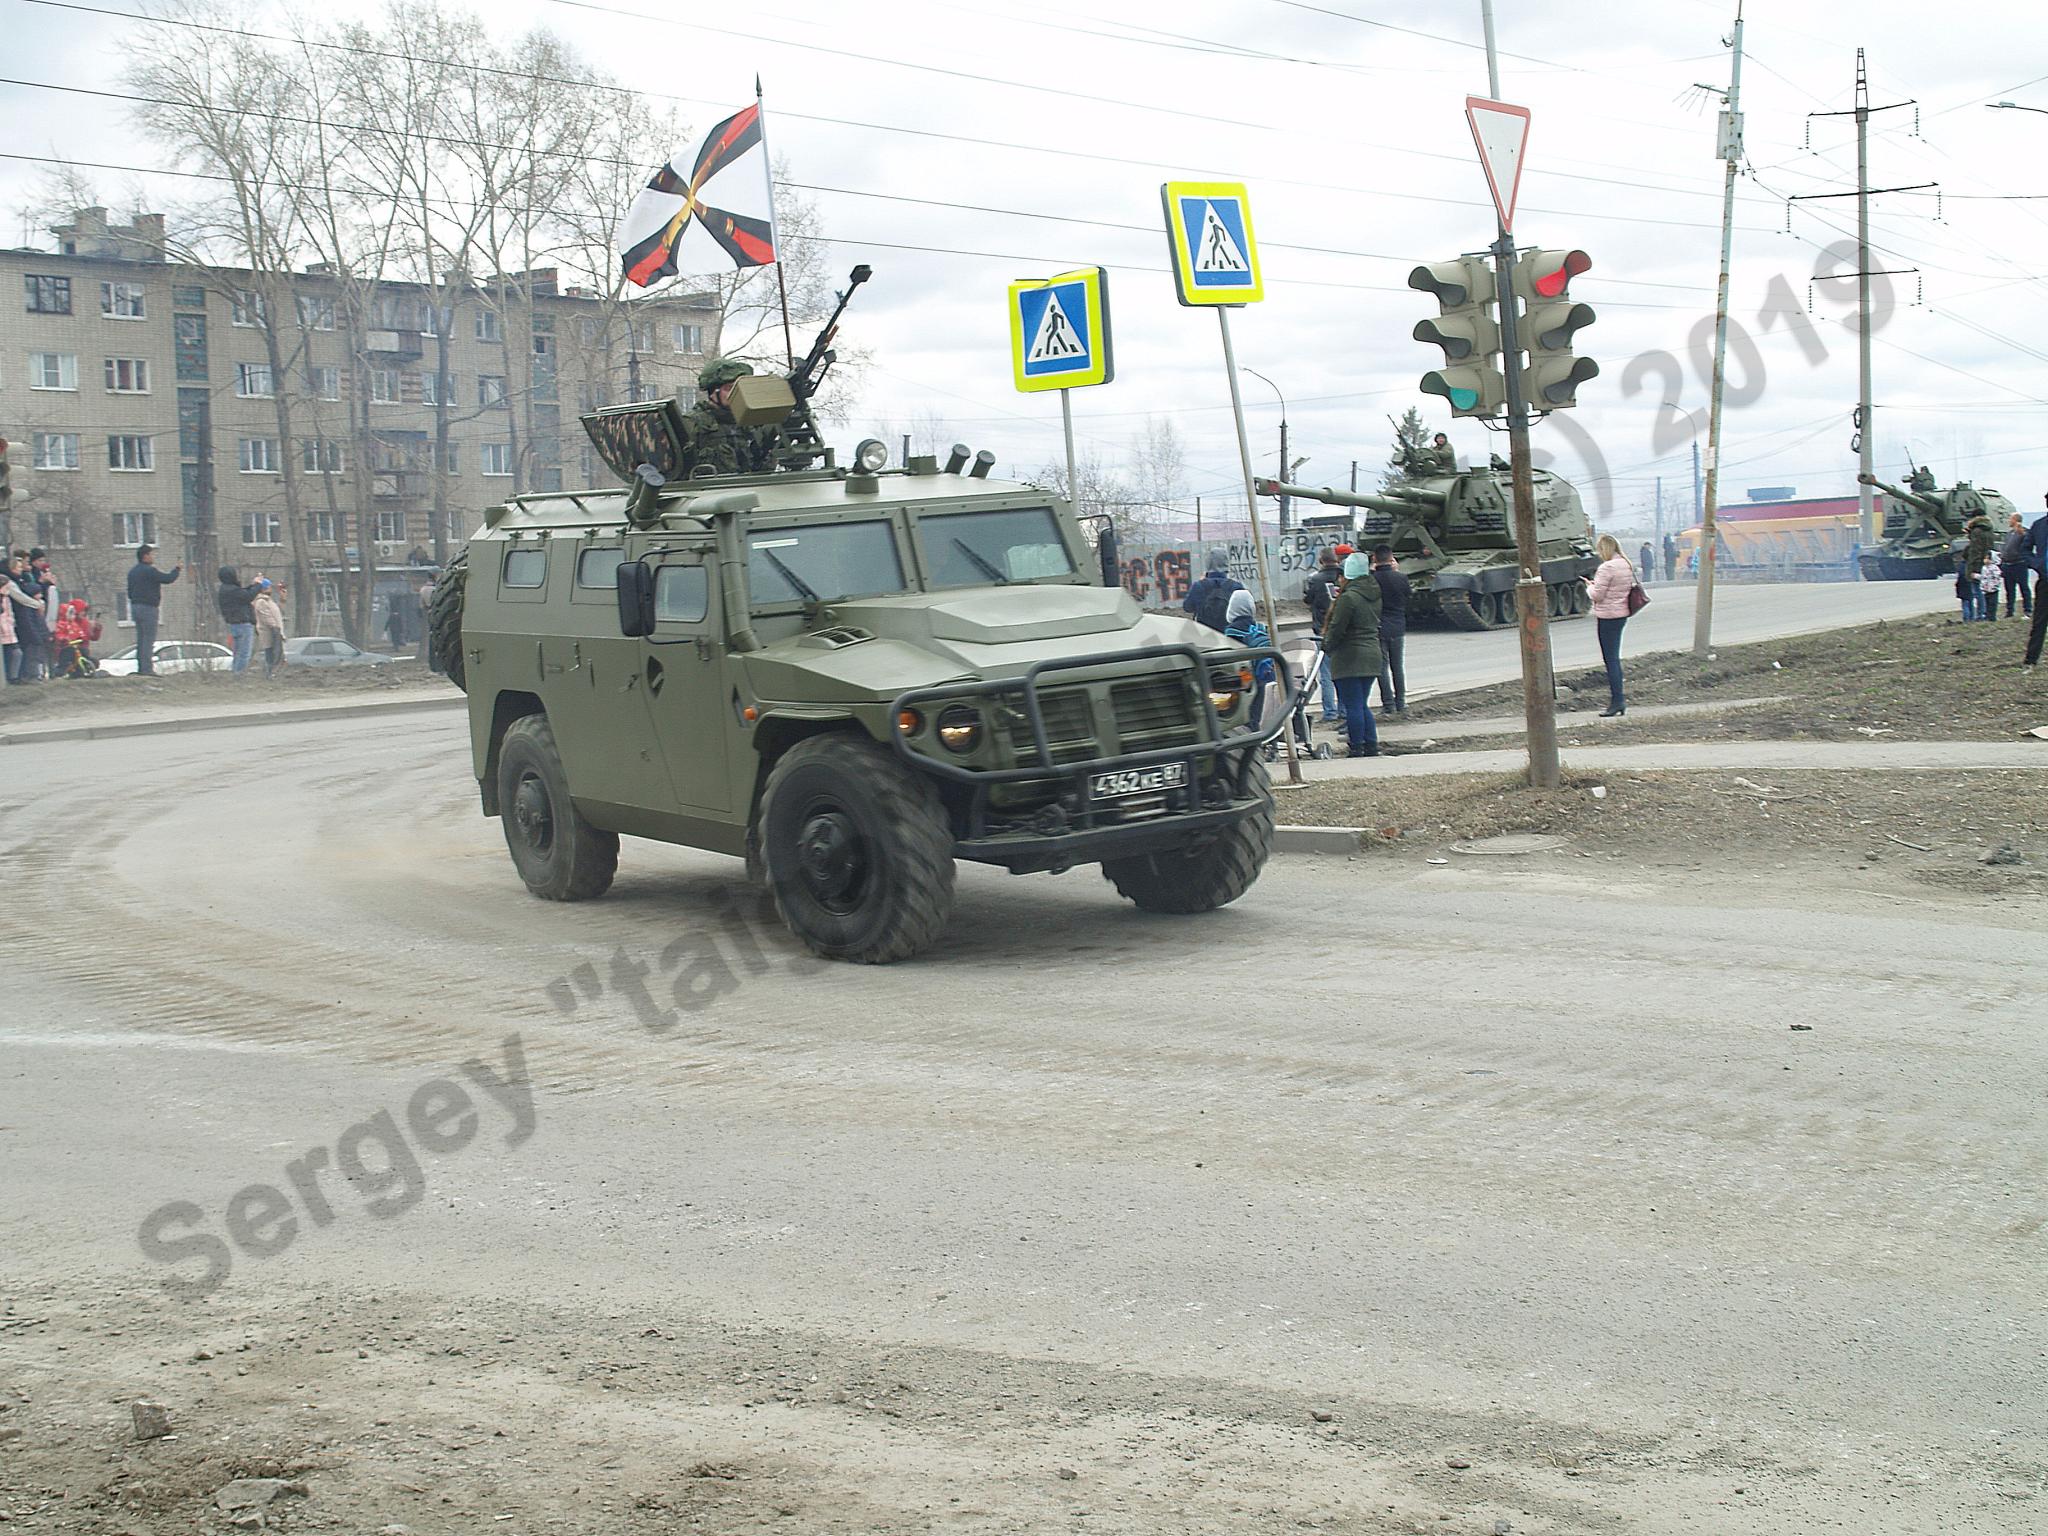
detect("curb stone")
[1273,824,1365,856]
[0,693,463,747]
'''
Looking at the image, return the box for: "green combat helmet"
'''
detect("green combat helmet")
[699,357,752,393]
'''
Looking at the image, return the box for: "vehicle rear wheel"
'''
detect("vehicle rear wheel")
[761,734,956,963]
[1102,754,1274,913]
[428,548,468,691]
[497,714,618,901]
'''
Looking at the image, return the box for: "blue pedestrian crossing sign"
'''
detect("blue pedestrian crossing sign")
[1161,181,1263,306]
[1008,267,1113,392]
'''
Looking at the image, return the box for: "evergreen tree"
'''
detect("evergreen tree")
[1383,406,1429,489]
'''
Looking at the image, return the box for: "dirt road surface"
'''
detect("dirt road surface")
[1,711,2041,1534]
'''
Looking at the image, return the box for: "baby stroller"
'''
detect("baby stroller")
[1258,636,1334,763]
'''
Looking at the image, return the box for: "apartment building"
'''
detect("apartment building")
[0,207,720,643]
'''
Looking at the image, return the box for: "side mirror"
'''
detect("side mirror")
[617,562,654,637]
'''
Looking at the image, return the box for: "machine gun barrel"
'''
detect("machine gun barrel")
[1254,478,1443,515]
[789,264,871,403]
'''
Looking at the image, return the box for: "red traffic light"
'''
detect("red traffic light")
[1527,249,1591,299]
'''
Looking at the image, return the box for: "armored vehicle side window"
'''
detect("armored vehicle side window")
[747,521,906,606]
[919,506,1075,586]
[654,565,709,623]
[502,548,547,588]
[576,547,625,588]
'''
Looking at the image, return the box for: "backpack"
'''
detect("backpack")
[1193,576,1236,633]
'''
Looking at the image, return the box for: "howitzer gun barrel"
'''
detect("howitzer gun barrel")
[1253,479,1439,516]
[1857,473,1941,516]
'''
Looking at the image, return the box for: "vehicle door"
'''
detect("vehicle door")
[632,553,733,816]
[539,540,665,813]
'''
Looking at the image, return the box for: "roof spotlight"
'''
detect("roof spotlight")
[969,449,995,479]
[854,438,889,474]
[944,443,971,475]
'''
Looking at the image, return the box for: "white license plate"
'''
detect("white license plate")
[1090,763,1188,799]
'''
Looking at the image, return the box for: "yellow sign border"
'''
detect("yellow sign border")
[1161,181,1264,306]
[1008,267,1113,393]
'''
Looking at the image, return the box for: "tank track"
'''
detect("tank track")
[1436,589,1497,631]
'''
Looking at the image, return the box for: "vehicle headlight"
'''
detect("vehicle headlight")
[936,705,982,753]
[854,438,890,474]
[1207,667,1253,713]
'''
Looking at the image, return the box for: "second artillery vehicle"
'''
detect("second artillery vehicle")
[432,269,1289,964]
[1855,467,2016,582]
[1256,442,1599,630]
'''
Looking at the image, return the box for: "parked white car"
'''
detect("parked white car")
[282,637,398,667]
[96,641,235,676]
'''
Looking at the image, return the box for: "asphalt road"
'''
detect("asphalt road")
[1297,577,1952,701]
[1,705,2040,1534]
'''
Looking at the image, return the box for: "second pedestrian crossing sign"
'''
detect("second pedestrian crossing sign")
[1161,181,1263,306]
[1008,267,1113,392]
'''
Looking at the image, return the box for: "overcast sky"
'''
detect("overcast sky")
[4,0,2045,532]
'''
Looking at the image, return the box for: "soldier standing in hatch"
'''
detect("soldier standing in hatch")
[679,358,772,477]
[1425,432,1457,474]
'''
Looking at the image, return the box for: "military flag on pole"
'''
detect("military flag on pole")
[620,101,777,287]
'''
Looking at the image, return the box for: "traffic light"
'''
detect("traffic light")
[1512,249,1598,410]
[1409,257,1505,418]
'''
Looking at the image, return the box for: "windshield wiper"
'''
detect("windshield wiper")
[951,537,1008,585]
[757,546,821,605]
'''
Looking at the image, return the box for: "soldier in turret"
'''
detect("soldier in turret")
[678,358,772,477]
[1908,463,1938,494]
[1425,432,1458,474]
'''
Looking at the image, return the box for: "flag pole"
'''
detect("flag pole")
[756,76,795,370]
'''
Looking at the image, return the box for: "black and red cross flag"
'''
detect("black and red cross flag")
[620,99,778,288]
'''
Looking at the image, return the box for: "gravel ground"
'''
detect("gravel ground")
[0,661,452,722]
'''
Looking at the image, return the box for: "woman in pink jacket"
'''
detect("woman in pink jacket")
[1584,534,1638,717]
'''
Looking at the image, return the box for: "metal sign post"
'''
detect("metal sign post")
[1465,92,1559,790]
[1159,178,1300,786]
[1059,389,1079,512]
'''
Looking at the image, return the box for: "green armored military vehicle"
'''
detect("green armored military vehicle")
[1855,468,2017,581]
[433,391,1287,964]
[1257,451,1599,630]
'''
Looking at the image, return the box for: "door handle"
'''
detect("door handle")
[646,656,665,695]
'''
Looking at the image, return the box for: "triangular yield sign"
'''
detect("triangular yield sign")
[1464,96,1532,234]
[1192,203,1249,273]
[1027,290,1087,361]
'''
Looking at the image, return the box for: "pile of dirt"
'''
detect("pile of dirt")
[1285,767,2048,897]
[1405,613,2048,745]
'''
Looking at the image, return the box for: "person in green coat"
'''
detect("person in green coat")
[1320,552,1385,757]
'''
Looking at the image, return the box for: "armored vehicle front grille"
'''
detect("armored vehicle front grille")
[1006,686,1097,765]
[1110,677,1200,752]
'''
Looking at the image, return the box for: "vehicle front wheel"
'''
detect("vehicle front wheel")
[761,734,955,963]
[496,714,619,901]
[1102,754,1274,913]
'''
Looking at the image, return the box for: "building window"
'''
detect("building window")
[376,508,405,541]
[25,273,73,314]
[480,442,513,476]
[239,438,281,473]
[35,510,85,547]
[370,368,400,405]
[32,432,80,470]
[432,441,459,475]
[173,284,207,309]
[627,323,654,351]
[112,511,157,547]
[108,435,155,471]
[115,593,135,625]
[580,446,596,483]
[309,364,340,400]
[418,304,442,338]
[231,289,266,327]
[29,352,77,391]
[241,509,282,545]
[174,313,209,381]
[301,439,345,474]
[104,357,152,393]
[475,308,501,342]
[235,362,274,398]
[308,509,338,543]
[478,375,508,409]
[101,281,147,320]
[672,323,702,352]
[297,295,336,331]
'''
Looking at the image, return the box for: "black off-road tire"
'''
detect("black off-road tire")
[1102,754,1274,913]
[761,734,955,963]
[429,548,469,691]
[496,715,618,901]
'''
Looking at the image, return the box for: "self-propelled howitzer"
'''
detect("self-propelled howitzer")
[1855,472,2016,581]
[1255,463,1600,630]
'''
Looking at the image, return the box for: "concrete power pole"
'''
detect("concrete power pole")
[1693,2,1744,657]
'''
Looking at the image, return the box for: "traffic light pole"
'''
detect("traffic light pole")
[1489,235,1561,790]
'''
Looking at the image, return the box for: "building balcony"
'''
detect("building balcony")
[366,329,425,359]
[371,470,426,500]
